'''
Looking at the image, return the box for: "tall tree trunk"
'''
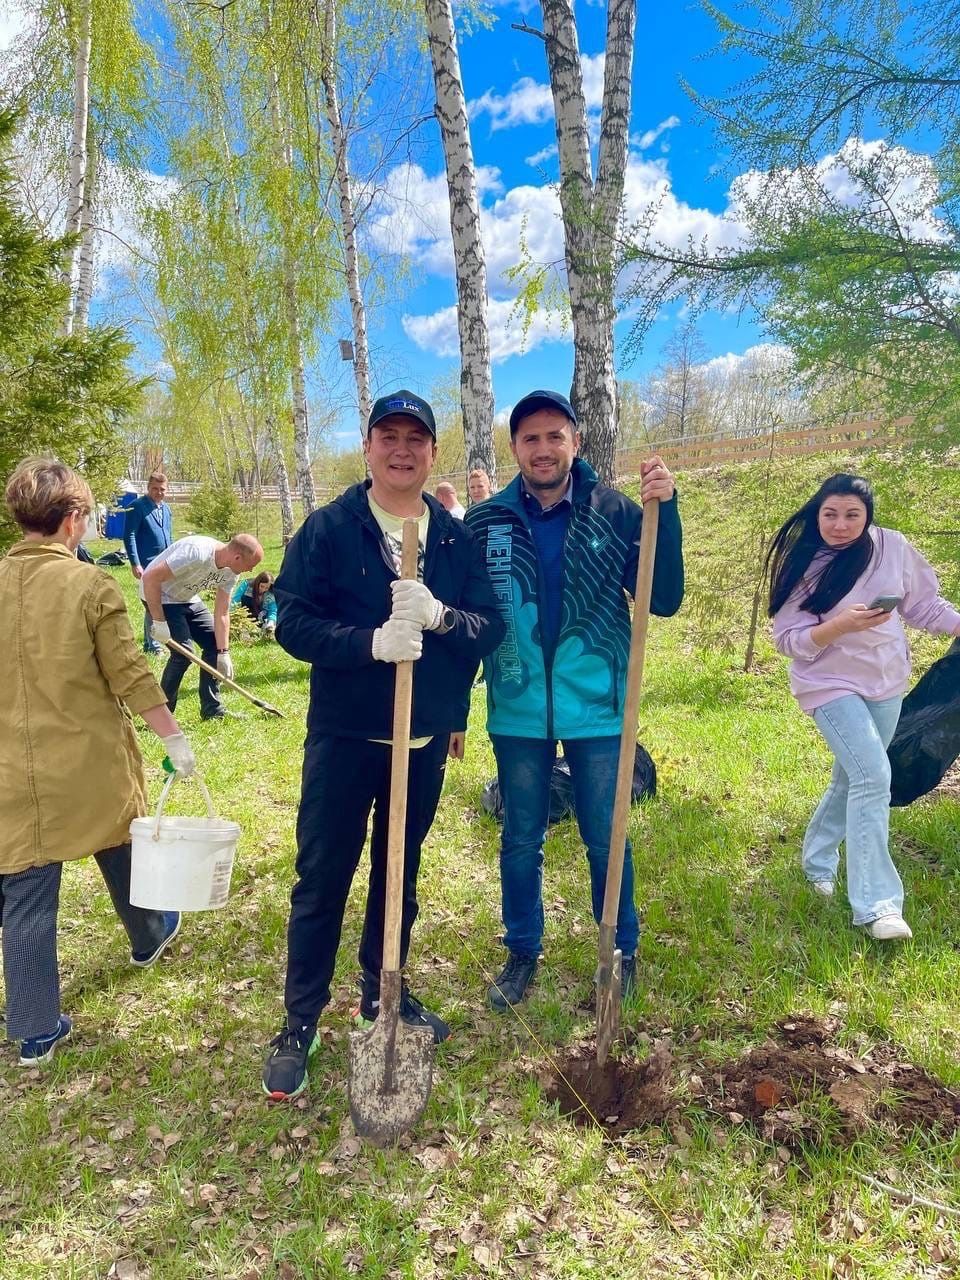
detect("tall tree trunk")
[423,0,496,480]
[266,6,317,516]
[318,0,372,440]
[539,0,635,483]
[74,119,98,332]
[61,0,92,336]
[266,416,295,542]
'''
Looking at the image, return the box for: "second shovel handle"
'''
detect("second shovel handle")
[600,499,660,930]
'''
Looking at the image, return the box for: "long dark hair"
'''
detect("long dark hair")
[766,473,876,617]
[251,570,274,603]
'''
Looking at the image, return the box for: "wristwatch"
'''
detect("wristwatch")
[435,607,456,635]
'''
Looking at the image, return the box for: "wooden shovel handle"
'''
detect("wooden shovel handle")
[600,499,660,929]
[382,519,419,975]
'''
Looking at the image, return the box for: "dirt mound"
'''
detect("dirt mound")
[699,1029,960,1146]
[544,1040,674,1135]
[544,1018,960,1143]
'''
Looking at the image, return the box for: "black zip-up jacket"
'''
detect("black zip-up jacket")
[274,483,506,738]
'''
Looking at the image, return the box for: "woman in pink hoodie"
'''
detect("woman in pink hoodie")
[768,473,960,940]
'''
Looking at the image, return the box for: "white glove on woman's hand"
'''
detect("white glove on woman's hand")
[372,618,423,663]
[161,732,196,777]
[152,620,171,645]
[216,651,234,681]
[390,578,444,630]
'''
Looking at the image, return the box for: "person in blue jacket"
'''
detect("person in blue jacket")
[232,571,278,638]
[123,471,173,654]
[464,390,684,1011]
[261,390,506,1102]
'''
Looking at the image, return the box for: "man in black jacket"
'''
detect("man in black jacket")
[262,390,505,1101]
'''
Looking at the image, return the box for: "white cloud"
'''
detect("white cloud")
[634,115,680,150]
[403,297,570,363]
[525,143,558,168]
[469,54,605,131]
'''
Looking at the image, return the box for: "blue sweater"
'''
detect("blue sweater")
[123,497,172,568]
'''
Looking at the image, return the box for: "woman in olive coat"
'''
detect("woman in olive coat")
[0,458,196,1065]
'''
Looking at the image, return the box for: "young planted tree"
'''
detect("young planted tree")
[424,0,496,480]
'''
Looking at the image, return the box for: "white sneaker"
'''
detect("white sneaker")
[866,914,912,940]
[811,879,835,897]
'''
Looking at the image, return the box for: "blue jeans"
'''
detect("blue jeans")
[803,693,904,924]
[490,735,640,958]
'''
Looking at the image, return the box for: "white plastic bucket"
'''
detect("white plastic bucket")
[129,771,240,911]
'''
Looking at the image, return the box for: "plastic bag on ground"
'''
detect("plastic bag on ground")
[888,639,960,807]
[480,742,657,824]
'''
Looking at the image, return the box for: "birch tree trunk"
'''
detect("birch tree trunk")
[266,416,295,541]
[74,119,98,332]
[319,0,372,439]
[61,0,92,335]
[266,41,317,516]
[539,0,636,482]
[424,0,496,479]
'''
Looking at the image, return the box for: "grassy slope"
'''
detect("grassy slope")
[2,452,960,1279]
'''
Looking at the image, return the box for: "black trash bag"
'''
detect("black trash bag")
[96,549,128,566]
[888,639,960,807]
[75,543,96,564]
[480,742,657,824]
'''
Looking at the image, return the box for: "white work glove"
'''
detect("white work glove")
[161,732,196,778]
[152,620,171,645]
[216,651,234,681]
[262,620,276,641]
[372,618,423,663]
[390,579,444,631]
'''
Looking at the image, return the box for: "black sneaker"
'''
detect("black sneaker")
[261,1024,318,1101]
[354,978,451,1044]
[488,953,538,1011]
[621,954,637,1000]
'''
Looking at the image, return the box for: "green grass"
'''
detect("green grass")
[3,452,960,1277]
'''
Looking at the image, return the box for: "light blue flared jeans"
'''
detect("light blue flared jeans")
[803,693,904,925]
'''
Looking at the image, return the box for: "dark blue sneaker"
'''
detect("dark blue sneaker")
[621,954,637,1000]
[131,912,182,968]
[19,1015,72,1066]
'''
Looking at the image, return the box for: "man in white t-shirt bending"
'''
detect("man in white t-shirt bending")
[141,533,263,720]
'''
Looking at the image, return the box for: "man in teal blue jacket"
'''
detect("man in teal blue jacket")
[464,390,683,1010]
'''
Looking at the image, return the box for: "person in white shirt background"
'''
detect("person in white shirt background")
[141,532,263,720]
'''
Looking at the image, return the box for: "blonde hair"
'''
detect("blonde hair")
[4,457,94,535]
[148,470,167,485]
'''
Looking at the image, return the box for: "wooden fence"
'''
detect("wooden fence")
[153,414,915,504]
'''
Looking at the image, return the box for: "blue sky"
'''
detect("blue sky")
[5,0,899,447]
[343,0,761,442]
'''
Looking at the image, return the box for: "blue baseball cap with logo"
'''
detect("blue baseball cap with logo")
[509,389,578,435]
[367,390,437,439]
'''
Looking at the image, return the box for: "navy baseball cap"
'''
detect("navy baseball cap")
[367,390,437,439]
[509,389,578,435]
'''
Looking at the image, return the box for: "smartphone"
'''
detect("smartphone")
[868,594,902,612]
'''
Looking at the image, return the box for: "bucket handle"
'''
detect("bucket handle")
[152,769,218,841]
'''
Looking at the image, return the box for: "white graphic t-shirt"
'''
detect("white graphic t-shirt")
[139,535,237,605]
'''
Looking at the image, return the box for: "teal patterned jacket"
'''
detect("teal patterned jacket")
[463,458,684,740]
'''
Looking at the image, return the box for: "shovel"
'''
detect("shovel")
[596,497,660,1065]
[348,518,435,1145]
[162,636,284,717]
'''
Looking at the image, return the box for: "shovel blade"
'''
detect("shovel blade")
[348,1013,434,1148]
[595,947,622,1066]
